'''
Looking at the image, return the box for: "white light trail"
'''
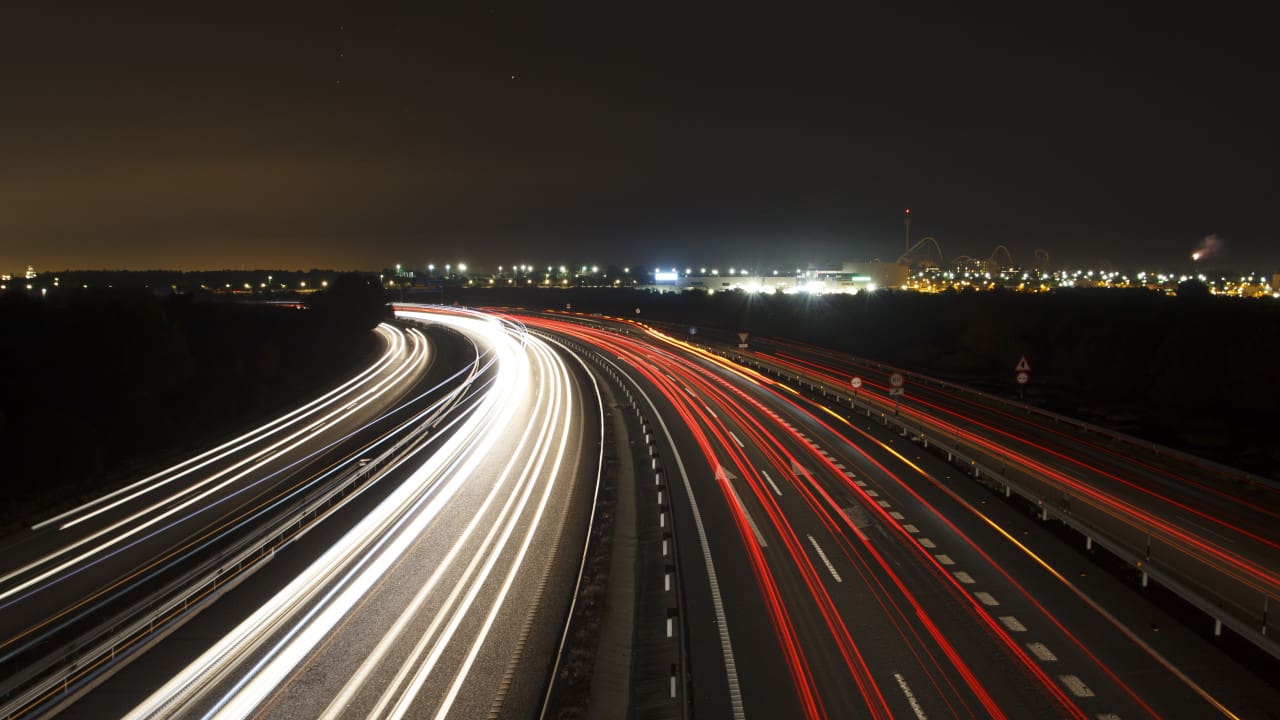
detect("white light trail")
[127,306,582,720]
[0,326,430,606]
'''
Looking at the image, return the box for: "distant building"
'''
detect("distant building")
[840,261,909,289]
[641,270,883,295]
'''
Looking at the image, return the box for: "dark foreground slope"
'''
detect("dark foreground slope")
[0,275,388,534]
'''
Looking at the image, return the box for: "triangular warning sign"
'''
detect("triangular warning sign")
[1015,356,1031,372]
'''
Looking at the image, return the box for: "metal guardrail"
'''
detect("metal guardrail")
[721,351,1280,661]
[791,350,1280,491]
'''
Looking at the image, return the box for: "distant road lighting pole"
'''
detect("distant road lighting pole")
[904,207,912,255]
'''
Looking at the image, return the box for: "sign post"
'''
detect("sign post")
[850,376,862,407]
[1014,356,1031,400]
[888,372,905,415]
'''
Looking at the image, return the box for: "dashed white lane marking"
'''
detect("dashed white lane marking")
[1096,714,1122,720]
[865,489,879,497]
[760,470,784,496]
[893,673,928,720]
[999,616,1027,632]
[903,524,919,534]
[974,591,1000,606]
[854,479,867,487]
[889,511,905,520]
[1026,642,1058,662]
[834,463,846,470]
[705,406,718,419]
[934,554,955,565]
[952,571,975,584]
[877,500,891,508]
[1059,675,1095,697]
[728,430,745,448]
[918,538,936,548]
[807,534,842,583]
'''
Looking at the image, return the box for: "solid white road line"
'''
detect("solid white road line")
[612,360,746,719]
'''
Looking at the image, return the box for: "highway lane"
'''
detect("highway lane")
[733,337,1280,646]
[0,321,475,716]
[522,312,1279,719]
[99,306,598,720]
[760,337,1280,542]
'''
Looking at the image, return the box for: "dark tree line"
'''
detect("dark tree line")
[0,274,389,534]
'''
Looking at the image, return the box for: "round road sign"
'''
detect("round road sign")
[850,377,863,389]
[1015,370,1030,385]
[889,372,904,388]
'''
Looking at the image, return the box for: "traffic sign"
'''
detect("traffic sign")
[1015,356,1031,372]
[850,377,863,389]
[737,331,749,349]
[889,372,904,388]
[1015,370,1030,385]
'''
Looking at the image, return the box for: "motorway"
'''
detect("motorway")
[0,310,598,720]
[733,335,1280,649]
[3,304,1277,719]
[514,311,1280,719]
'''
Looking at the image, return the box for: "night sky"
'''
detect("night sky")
[2,2,1275,272]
